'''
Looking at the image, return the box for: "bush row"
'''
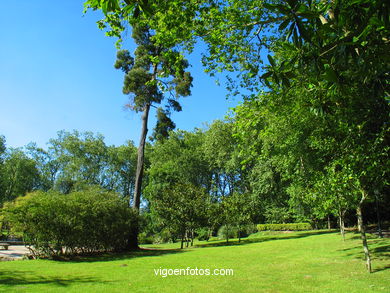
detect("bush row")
[257,223,312,231]
[2,187,138,257]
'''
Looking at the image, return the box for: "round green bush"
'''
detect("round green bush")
[3,187,138,257]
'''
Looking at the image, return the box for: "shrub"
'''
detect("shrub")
[2,187,138,257]
[152,228,174,244]
[217,225,238,240]
[138,232,154,244]
[196,227,210,241]
[257,223,312,232]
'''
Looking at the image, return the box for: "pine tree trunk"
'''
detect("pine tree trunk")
[133,103,151,210]
[357,192,372,273]
[127,103,151,250]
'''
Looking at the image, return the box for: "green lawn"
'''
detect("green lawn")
[0,231,389,292]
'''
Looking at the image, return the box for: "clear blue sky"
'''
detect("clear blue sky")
[0,1,242,149]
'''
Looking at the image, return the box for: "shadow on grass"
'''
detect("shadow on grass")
[0,270,102,287]
[60,247,187,263]
[372,264,390,273]
[338,234,390,273]
[194,230,335,249]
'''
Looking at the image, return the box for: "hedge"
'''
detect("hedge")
[257,223,312,231]
[2,187,138,257]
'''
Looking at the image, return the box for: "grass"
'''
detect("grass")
[0,231,389,292]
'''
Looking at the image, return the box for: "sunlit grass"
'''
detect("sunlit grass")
[0,231,389,292]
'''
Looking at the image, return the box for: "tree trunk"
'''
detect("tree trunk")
[338,209,345,241]
[180,230,184,249]
[185,230,189,248]
[375,194,383,238]
[127,103,151,250]
[226,225,229,244]
[133,103,151,210]
[207,227,212,242]
[357,192,372,273]
[327,215,331,230]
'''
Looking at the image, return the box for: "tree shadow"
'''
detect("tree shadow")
[58,247,187,263]
[372,264,390,273]
[338,235,390,273]
[194,230,335,248]
[0,270,103,287]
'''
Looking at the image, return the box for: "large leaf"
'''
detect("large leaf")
[267,55,276,67]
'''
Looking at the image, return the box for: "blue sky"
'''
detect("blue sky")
[0,1,242,149]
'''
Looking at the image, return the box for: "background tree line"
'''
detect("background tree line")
[1,114,388,243]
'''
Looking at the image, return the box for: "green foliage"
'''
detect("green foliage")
[145,129,210,191]
[151,108,176,141]
[0,149,40,205]
[257,223,312,232]
[2,187,138,257]
[150,182,209,244]
[203,120,244,198]
[196,227,210,241]
[217,224,237,240]
[263,206,292,224]
[114,24,193,141]
[24,131,139,200]
[0,135,5,160]
[138,232,154,244]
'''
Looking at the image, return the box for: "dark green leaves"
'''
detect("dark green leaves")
[322,64,338,83]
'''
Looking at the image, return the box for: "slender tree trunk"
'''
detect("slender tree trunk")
[180,230,184,249]
[327,215,331,230]
[338,209,345,241]
[226,225,229,244]
[185,230,189,248]
[207,227,212,242]
[357,191,372,273]
[127,103,151,250]
[375,194,383,238]
[133,103,151,210]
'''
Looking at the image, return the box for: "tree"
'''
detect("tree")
[203,120,244,199]
[113,25,193,248]
[107,142,138,202]
[0,135,5,160]
[0,135,7,204]
[0,149,40,205]
[26,143,61,192]
[151,183,209,249]
[46,130,112,193]
[219,192,252,243]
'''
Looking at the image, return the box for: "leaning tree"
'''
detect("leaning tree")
[113,24,192,248]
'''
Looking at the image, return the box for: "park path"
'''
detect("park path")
[0,246,30,260]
